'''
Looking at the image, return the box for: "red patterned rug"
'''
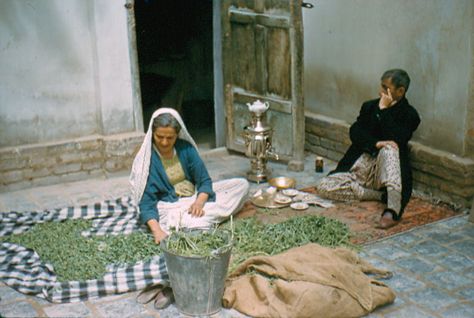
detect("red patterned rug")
[235,187,461,245]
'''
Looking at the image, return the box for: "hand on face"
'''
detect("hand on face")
[379,88,394,109]
[379,78,403,109]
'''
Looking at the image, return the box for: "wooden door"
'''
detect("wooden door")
[221,0,305,171]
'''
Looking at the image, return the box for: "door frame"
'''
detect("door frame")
[127,0,223,142]
[213,0,226,147]
[125,0,144,133]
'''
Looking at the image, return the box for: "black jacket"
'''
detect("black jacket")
[331,97,421,218]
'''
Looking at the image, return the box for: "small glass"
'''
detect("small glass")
[315,156,324,173]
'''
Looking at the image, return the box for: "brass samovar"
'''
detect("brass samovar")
[243,100,279,183]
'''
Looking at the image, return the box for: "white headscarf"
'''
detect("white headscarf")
[129,107,198,205]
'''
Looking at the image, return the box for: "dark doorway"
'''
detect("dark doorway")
[134,0,215,150]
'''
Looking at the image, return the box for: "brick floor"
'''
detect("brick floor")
[0,150,472,317]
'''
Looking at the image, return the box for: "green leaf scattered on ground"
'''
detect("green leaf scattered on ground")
[1,215,352,281]
[226,215,353,272]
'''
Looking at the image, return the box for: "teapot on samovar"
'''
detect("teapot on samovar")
[242,100,279,183]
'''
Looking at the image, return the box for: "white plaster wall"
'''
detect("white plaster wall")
[303,0,471,156]
[0,0,136,147]
[93,0,137,135]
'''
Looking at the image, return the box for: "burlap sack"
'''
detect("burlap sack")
[223,243,395,318]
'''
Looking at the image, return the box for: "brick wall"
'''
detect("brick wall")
[305,112,474,209]
[0,132,143,192]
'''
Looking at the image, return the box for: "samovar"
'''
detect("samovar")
[243,100,279,183]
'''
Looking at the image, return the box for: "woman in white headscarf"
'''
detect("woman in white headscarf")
[130,108,249,243]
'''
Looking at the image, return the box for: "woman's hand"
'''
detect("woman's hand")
[152,229,168,244]
[189,201,205,217]
[188,192,209,217]
[147,219,168,244]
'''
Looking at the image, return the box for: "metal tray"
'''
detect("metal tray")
[251,195,291,209]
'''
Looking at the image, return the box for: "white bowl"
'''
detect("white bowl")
[290,202,309,210]
[274,195,292,205]
[282,189,299,197]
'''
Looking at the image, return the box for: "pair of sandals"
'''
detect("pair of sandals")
[136,284,174,310]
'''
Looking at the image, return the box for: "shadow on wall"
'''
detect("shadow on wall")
[305,67,383,120]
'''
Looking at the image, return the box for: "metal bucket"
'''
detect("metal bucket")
[161,233,232,316]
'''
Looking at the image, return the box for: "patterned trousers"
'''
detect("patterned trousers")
[317,146,402,213]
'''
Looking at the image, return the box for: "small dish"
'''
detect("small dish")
[282,189,299,197]
[274,195,292,205]
[252,189,263,198]
[290,202,309,210]
[265,186,278,196]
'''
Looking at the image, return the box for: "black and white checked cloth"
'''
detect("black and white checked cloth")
[0,196,168,303]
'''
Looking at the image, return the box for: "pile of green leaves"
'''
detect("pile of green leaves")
[0,219,161,282]
[1,215,351,282]
[227,215,352,271]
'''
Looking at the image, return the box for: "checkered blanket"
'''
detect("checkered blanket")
[0,197,168,303]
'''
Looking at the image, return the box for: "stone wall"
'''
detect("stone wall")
[0,132,144,192]
[305,112,474,209]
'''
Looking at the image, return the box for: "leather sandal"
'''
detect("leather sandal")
[154,287,174,310]
[136,284,164,304]
[376,209,400,229]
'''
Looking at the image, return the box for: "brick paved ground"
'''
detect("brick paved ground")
[0,150,472,317]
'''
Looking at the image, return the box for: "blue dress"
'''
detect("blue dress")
[138,139,216,224]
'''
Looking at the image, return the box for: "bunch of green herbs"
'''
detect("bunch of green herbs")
[164,227,232,258]
[0,219,161,282]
